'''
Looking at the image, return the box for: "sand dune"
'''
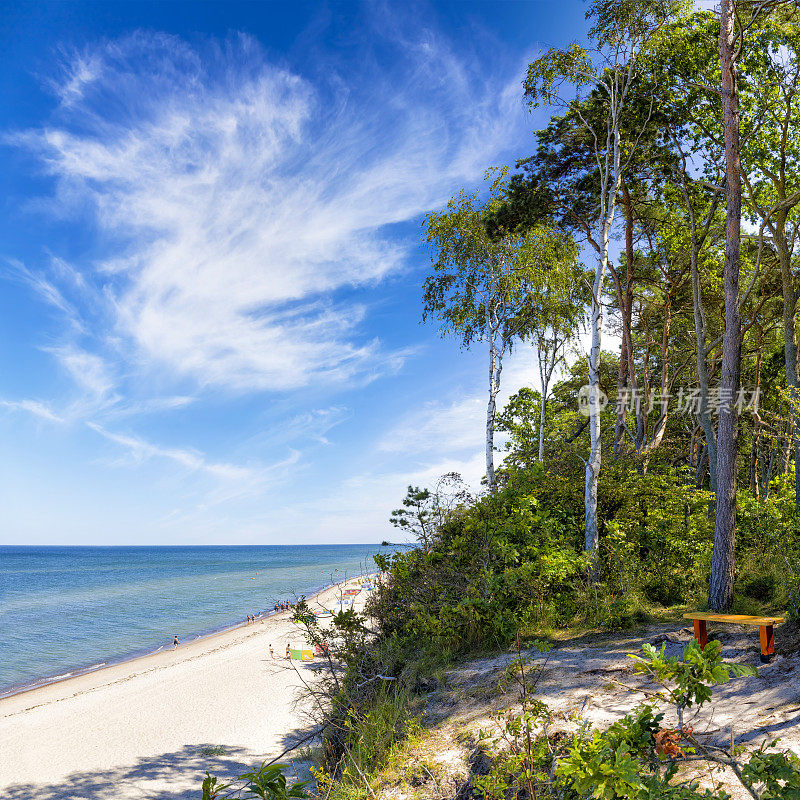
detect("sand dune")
[0,578,369,799]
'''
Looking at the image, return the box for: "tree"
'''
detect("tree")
[709,0,747,611]
[422,172,573,492]
[740,10,800,512]
[641,1,781,608]
[389,474,471,551]
[496,387,544,469]
[390,486,435,551]
[518,0,673,564]
[522,282,585,461]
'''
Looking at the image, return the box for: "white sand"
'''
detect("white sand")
[0,578,371,800]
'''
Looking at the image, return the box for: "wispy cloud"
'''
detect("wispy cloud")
[282,407,350,445]
[16,25,528,395]
[86,420,274,484]
[0,399,66,424]
[1,13,539,541]
[45,344,116,400]
[379,348,542,459]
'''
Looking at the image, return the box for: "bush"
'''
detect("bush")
[741,574,778,602]
[370,473,587,655]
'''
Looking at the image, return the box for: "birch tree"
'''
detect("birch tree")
[523,286,585,461]
[422,174,573,492]
[520,0,673,563]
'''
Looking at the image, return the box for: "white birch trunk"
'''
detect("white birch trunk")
[485,295,499,492]
[585,111,620,564]
[584,252,606,559]
[538,388,547,462]
[538,346,557,462]
[486,342,497,491]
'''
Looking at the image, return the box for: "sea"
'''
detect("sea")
[0,544,389,698]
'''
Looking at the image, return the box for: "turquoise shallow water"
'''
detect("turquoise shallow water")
[0,544,386,696]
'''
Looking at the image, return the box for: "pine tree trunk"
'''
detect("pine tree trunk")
[710,0,741,612]
[751,337,763,499]
[614,183,636,456]
[776,224,800,512]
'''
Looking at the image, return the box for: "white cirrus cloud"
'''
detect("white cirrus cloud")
[85,420,296,489]
[0,399,66,424]
[15,25,530,395]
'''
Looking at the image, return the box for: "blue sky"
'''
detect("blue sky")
[0,1,590,545]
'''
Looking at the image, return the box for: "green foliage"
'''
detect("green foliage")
[421,169,576,350]
[630,640,757,726]
[742,745,800,799]
[370,471,588,655]
[338,686,417,783]
[556,706,671,799]
[200,764,308,800]
[238,764,309,800]
[473,638,758,800]
[496,387,543,469]
[603,467,714,606]
[389,486,434,548]
[474,701,557,800]
[202,773,233,800]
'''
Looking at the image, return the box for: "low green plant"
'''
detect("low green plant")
[556,705,701,799]
[741,744,800,798]
[471,638,790,799]
[201,763,308,800]
[629,639,757,728]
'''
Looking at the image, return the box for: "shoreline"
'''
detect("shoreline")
[0,573,376,798]
[0,573,372,703]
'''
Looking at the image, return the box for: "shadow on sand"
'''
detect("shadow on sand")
[4,725,320,800]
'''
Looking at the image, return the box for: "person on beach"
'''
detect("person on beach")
[269,644,274,659]
[285,643,290,660]
[173,635,179,649]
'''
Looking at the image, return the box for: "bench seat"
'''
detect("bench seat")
[682,612,785,663]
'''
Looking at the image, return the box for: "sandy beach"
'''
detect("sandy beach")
[0,577,371,800]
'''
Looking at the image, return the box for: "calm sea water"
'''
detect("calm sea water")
[0,544,387,696]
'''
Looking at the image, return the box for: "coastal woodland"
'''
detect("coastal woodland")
[202,2,800,799]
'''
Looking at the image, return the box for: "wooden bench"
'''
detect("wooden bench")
[683,612,785,663]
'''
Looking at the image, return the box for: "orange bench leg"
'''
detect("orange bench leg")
[693,619,707,649]
[760,625,774,663]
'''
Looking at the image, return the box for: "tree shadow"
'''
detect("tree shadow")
[736,713,800,744]
[3,743,255,800]
[4,720,325,800]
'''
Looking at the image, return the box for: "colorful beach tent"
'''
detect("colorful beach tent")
[290,647,314,661]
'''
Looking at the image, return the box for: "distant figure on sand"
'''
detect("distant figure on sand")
[173,636,179,649]
[285,643,290,660]
[269,644,274,659]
